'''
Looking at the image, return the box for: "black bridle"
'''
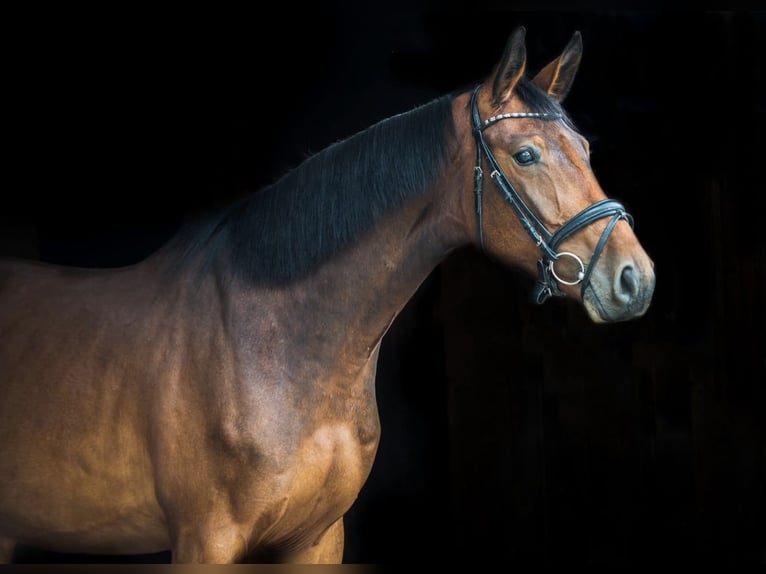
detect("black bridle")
[470,85,634,304]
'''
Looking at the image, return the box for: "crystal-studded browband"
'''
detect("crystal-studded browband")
[483,111,562,127]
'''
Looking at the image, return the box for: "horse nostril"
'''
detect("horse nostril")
[617,264,639,302]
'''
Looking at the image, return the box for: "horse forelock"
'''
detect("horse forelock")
[513,77,579,133]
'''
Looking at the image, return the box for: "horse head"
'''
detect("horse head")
[469,26,655,322]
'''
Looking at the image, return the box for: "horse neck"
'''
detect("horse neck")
[219,166,473,374]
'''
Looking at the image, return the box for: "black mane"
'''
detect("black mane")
[172,94,457,285]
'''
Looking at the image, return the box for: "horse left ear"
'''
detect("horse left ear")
[491,26,527,107]
[532,31,583,102]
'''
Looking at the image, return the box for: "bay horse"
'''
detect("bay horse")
[0,27,655,564]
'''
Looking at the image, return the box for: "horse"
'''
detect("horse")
[0,26,656,564]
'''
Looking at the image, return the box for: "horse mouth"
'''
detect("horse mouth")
[582,281,654,324]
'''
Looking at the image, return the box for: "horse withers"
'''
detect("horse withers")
[0,27,655,563]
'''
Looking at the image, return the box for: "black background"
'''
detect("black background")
[3,1,764,567]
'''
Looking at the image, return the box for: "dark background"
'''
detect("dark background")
[3,2,764,567]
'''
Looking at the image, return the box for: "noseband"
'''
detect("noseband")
[470,85,634,304]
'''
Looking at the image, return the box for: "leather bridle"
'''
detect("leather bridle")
[470,85,634,304]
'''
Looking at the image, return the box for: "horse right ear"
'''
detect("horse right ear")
[490,26,527,107]
[532,31,583,102]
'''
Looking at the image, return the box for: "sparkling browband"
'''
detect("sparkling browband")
[484,112,562,126]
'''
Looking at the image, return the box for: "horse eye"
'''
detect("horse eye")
[513,148,538,166]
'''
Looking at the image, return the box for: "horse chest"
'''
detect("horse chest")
[291,422,377,506]
[243,349,383,521]
[238,420,379,549]
[205,370,382,547]
[277,378,381,507]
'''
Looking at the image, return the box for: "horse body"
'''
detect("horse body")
[0,150,470,561]
[0,255,380,561]
[0,28,655,563]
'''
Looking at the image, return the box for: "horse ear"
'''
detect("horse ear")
[491,26,527,107]
[532,31,583,102]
